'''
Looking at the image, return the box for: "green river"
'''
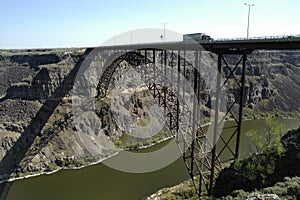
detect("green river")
[3,119,300,200]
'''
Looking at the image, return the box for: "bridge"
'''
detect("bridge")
[0,36,300,199]
[79,36,300,197]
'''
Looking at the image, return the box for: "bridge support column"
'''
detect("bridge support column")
[208,53,223,195]
[194,51,250,198]
[236,54,247,158]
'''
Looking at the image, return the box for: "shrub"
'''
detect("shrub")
[246,116,286,155]
[137,141,143,148]
[144,140,151,146]
[214,120,292,197]
[262,177,300,199]
[47,163,56,171]
[115,140,124,148]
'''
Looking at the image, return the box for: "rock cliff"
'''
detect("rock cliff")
[223,50,300,112]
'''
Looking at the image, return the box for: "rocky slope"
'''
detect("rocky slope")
[223,50,300,112]
[0,49,299,180]
[0,48,119,178]
[0,48,159,178]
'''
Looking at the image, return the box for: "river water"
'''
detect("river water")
[3,119,300,200]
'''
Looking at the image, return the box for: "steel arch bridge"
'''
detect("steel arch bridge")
[85,45,247,197]
[88,37,300,197]
[0,36,300,199]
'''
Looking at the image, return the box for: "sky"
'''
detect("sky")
[1,0,300,49]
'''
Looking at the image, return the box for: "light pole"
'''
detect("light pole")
[162,22,168,41]
[244,3,254,39]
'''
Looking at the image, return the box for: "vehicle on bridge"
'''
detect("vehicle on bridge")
[183,33,213,42]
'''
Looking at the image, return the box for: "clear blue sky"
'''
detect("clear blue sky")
[1,0,299,49]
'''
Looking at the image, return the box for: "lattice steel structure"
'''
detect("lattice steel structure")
[92,36,300,196]
[93,45,253,197]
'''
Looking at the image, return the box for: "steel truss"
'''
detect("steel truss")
[96,48,250,198]
[194,52,249,197]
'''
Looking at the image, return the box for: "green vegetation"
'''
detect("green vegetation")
[262,177,300,200]
[115,130,173,150]
[148,121,300,199]
[147,179,200,200]
[46,163,57,172]
[214,176,300,200]
[55,157,87,168]
[213,126,300,197]
[115,140,124,148]
[246,116,286,154]
[216,116,285,192]
[15,171,25,178]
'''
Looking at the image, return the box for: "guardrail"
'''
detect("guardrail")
[99,34,300,47]
[213,34,300,42]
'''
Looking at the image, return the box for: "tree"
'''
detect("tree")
[246,116,286,155]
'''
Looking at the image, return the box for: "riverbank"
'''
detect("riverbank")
[0,132,178,185]
[1,114,298,186]
[2,118,300,200]
[0,151,121,185]
[2,137,189,200]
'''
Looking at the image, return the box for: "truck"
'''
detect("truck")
[183,33,213,42]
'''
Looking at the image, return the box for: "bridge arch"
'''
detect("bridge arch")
[72,46,228,196]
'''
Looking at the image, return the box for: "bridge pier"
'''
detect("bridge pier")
[236,54,247,158]
[203,51,250,197]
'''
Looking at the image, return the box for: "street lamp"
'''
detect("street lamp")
[244,3,254,39]
[162,22,168,41]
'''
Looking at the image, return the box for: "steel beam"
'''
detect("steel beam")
[208,54,222,195]
[235,54,247,158]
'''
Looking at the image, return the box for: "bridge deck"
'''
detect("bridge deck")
[93,36,300,54]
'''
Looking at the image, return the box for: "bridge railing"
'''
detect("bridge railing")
[211,34,300,43]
